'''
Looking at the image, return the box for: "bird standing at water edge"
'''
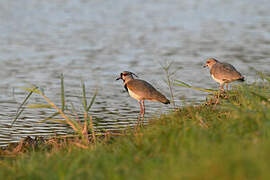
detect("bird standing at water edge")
[116,71,170,120]
[204,58,245,91]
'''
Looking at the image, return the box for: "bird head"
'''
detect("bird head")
[116,71,138,82]
[203,58,218,68]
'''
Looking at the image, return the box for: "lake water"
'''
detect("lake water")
[0,0,269,146]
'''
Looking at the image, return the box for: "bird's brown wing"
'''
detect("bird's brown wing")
[126,79,169,103]
[212,62,242,81]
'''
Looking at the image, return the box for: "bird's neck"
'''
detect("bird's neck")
[209,63,217,69]
[123,77,134,84]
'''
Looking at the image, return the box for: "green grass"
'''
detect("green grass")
[1,81,270,180]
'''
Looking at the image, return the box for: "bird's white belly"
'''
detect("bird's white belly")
[211,75,224,84]
[128,90,142,101]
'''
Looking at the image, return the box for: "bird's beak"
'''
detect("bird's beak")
[203,64,207,68]
[116,77,121,81]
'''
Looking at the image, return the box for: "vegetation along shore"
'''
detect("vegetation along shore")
[0,74,270,179]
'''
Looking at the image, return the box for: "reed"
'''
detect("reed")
[11,75,98,146]
[161,61,177,110]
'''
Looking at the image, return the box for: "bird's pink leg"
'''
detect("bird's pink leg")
[220,83,225,91]
[139,100,143,121]
[216,83,225,104]
[142,100,145,120]
[225,83,229,91]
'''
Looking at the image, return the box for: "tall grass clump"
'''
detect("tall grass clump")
[11,74,97,146]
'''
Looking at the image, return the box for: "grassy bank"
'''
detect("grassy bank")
[1,80,270,180]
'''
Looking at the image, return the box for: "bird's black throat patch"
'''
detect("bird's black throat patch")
[124,84,128,92]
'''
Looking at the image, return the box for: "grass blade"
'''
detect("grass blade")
[11,86,38,127]
[27,104,52,108]
[45,119,68,124]
[60,73,65,111]
[40,112,60,123]
[174,80,191,87]
[22,86,41,94]
[70,102,81,126]
[81,81,87,111]
[11,107,26,127]
[161,61,176,110]
[37,91,79,132]
[87,89,98,112]
[174,80,218,94]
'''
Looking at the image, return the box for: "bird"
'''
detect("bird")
[116,71,170,120]
[204,58,245,91]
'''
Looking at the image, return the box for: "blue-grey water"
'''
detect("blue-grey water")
[0,0,269,146]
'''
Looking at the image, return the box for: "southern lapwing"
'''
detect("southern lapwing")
[116,71,170,119]
[204,58,245,91]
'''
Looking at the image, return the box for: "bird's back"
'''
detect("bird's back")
[126,79,170,104]
[210,62,243,82]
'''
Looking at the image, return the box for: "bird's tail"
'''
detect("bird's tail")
[153,91,170,104]
[162,99,170,104]
[160,96,170,104]
[238,76,245,82]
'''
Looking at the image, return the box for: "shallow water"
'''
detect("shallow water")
[0,0,269,146]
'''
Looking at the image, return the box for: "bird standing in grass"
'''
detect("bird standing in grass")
[204,58,245,91]
[116,71,170,120]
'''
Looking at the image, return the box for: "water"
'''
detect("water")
[0,0,269,146]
